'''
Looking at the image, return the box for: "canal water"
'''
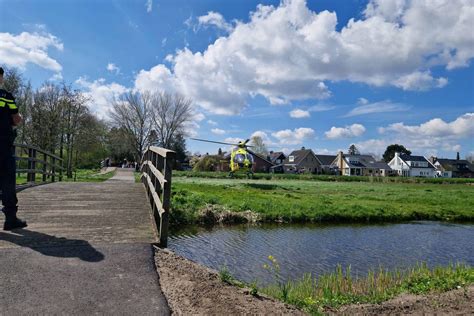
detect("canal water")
[169,221,474,285]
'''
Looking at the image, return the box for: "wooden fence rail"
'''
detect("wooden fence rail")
[13,143,64,191]
[140,146,175,247]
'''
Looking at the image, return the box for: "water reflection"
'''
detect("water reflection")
[169,222,474,285]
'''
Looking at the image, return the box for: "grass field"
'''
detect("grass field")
[175,171,474,184]
[16,169,115,185]
[171,176,474,225]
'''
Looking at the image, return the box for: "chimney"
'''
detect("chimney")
[394,152,400,159]
[456,152,460,160]
[429,156,437,164]
[337,151,344,173]
[301,146,305,150]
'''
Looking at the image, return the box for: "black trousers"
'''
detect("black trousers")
[0,142,18,212]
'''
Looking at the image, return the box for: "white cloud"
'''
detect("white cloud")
[309,104,336,112]
[207,119,218,126]
[133,0,473,115]
[135,64,177,93]
[393,71,448,91]
[211,128,226,135]
[146,0,152,13]
[250,130,277,146]
[198,11,233,32]
[357,98,369,105]
[75,77,128,119]
[107,63,120,74]
[290,109,310,118]
[193,112,206,122]
[50,72,63,82]
[357,113,474,156]
[0,31,63,73]
[272,127,315,145]
[345,100,409,117]
[380,113,474,138]
[325,124,366,139]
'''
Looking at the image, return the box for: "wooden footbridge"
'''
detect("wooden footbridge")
[0,144,174,315]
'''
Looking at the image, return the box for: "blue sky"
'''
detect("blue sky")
[1,0,473,158]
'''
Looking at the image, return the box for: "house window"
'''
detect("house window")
[289,156,294,162]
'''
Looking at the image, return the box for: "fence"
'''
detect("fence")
[14,143,64,190]
[140,146,175,247]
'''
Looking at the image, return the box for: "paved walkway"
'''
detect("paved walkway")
[0,169,170,315]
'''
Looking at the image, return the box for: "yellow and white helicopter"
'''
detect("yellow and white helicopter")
[190,138,255,178]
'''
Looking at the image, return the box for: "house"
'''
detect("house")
[388,152,436,177]
[431,157,474,178]
[268,151,286,164]
[332,151,394,176]
[283,147,321,173]
[268,151,286,173]
[249,150,275,173]
[315,154,337,174]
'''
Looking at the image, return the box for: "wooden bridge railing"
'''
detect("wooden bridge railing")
[14,143,64,190]
[140,146,175,247]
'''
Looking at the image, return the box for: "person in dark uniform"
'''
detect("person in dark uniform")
[0,66,27,230]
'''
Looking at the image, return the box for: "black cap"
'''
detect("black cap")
[0,67,4,75]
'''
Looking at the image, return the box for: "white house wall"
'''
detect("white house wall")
[408,168,436,178]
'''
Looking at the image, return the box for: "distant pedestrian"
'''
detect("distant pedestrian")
[0,66,27,230]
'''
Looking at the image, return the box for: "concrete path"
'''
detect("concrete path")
[0,169,170,315]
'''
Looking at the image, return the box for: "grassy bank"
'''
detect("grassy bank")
[170,177,474,225]
[175,171,474,184]
[258,260,474,315]
[16,168,115,185]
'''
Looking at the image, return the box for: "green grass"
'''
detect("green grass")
[63,169,116,182]
[175,171,474,184]
[16,168,115,184]
[258,261,473,314]
[170,176,474,225]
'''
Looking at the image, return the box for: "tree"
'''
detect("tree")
[383,144,411,162]
[348,144,360,155]
[193,155,221,171]
[250,135,268,156]
[2,67,34,145]
[150,92,193,149]
[466,154,474,163]
[31,83,63,153]
[110,91,153,161]
[106,127,135,162]
[169,132,187,163]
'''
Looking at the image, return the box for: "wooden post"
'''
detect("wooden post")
[52,157,56,182]
[159,150,175,247]
[43,152,48,182]
[59,158,63,182]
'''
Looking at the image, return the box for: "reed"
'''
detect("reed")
[260,262,473,314]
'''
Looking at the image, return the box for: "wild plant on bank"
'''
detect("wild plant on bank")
[261,262,473,314]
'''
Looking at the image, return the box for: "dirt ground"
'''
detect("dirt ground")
[154,248,306,315]
[334,285,474,315]
[155,248,473,315]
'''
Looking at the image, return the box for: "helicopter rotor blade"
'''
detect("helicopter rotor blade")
[189,138,238,146]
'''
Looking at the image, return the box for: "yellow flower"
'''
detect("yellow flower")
[268,255,274,261]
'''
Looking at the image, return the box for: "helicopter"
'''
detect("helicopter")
[190,138,256,178]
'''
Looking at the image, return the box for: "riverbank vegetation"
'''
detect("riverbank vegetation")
[259,261,473,314]
[170,176,474,225]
